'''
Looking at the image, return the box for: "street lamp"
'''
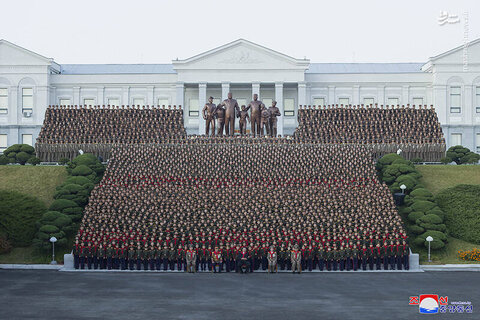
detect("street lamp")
[426,236,433,262]
[50,236,57,265]
[400,184,407,194]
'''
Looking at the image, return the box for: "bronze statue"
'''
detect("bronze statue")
[217,92,239,136]
[268,100,281,137]
[246,94,263,136]
[215,104,226,136]
[238,105,250,136]
[202,96,217,136]
[260,104,270,136]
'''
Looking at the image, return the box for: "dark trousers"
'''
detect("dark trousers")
[280,260,286,270]
[120,258,126,270]
[332,260,338,271]
[339,259,345,271]
[177,259,184,271]
[375,257,382,270]
[93,257,98,269]
[368,257,374,270]
[156,258,161,270]
[136,259,142,270]
[200,259,206,271]
[143,259,148,270]
[396,256,402,270]
[403,254,409,270]
[129,259,134,270]
[262,257,267,270]
[79,256,85,269]
[149,259,155,270]
[74,255,79,269]
[107,257,112,270]
[163,258,168,271]
[390,256,396,270]
[87,257,93,269]
[113,258,119,269]
[383,257,389,270]
[361,257,367,270]
[307,259,313,271]
[318,258,324,271]
[353,257,358,271]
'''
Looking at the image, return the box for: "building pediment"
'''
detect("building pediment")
[172,39,310,71]
[0,39,57,67]
[422,38,480,71]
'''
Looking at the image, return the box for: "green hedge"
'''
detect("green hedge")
[436,184,480,244]
[0,190,47,246]
[445,145,480,165]
[2,144,36,165]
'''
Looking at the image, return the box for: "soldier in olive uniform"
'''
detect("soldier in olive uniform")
[291,244,302,274]
[267,245,278,273]
[128,246,136,270]
[185,244,197,273]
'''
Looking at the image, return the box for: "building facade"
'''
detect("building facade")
[1,38,480,153]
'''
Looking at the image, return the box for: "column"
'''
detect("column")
[328,86,335,105]
[97,86,105,106]
[122,86,130,106]
[9,86,17,125]
[353,85,360,105]
[147,85,154,106]
[298,82,307,107]
[73,86,80,105]
[377,85,385,107]
[221,82,230,100]
[402,85,410,106]
[198,83,207,135]
[175,82,184,108]
[433,85,447,125]
[275,82,284,136]
[464,85,473,125]
[251,82,260,99]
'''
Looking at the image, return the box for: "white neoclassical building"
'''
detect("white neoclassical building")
[0,38,480,153]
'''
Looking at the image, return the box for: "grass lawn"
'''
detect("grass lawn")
[0,165,67,207]
[416,165,480,195]
[418,236,480,264]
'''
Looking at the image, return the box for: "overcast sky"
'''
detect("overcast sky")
[1,0,479,64]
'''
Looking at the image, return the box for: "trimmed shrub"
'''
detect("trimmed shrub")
[0,155,9,165]
[408,211,425,222]
[16,151,31,165]
[410,200,436,213]
[419,230,448,242]
[71,165,93,176]
[0,190,47,246]
[436,184,480,244]
[445,145,480,165]
[418,214,443,224]
[27,156,41,166]
[408,225,425,235]
[410,188,433,199]
[49,199,79,214]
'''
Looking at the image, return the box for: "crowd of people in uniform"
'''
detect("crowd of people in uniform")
[35,105,186,161]
[294,104,445,161]
[72,140,410,272]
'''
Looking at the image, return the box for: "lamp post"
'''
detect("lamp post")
[400,184,407,195]
[426,236,433,262]
[50,236,57,265]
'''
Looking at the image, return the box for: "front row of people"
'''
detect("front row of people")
[73,242,410,272]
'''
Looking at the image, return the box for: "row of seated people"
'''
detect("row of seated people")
[294,104,444,145]
[36,105,186,144]
[73,141,409,272]
[72,240,409,272]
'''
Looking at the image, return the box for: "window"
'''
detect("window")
[338,97,349,106]
[0,134,7,153]
[108,98,120,107]
[22,88,33,113]
[83,98,95,106]
[363,98,374,106]
[450,86,461,113]
[189,99,199,117]
[59,99,71,106]
[313,98,325,107]
[263,98,273,108]
[22,134,33,146]
[451,133,462,147]
[477,133,480,153]
[476,87,480,113]
[157,98,169,107]
[284,98,295,116]
[387,97,399,106]
[132,98,144,106]
[0,88,8,114]
[413,97,424,107]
